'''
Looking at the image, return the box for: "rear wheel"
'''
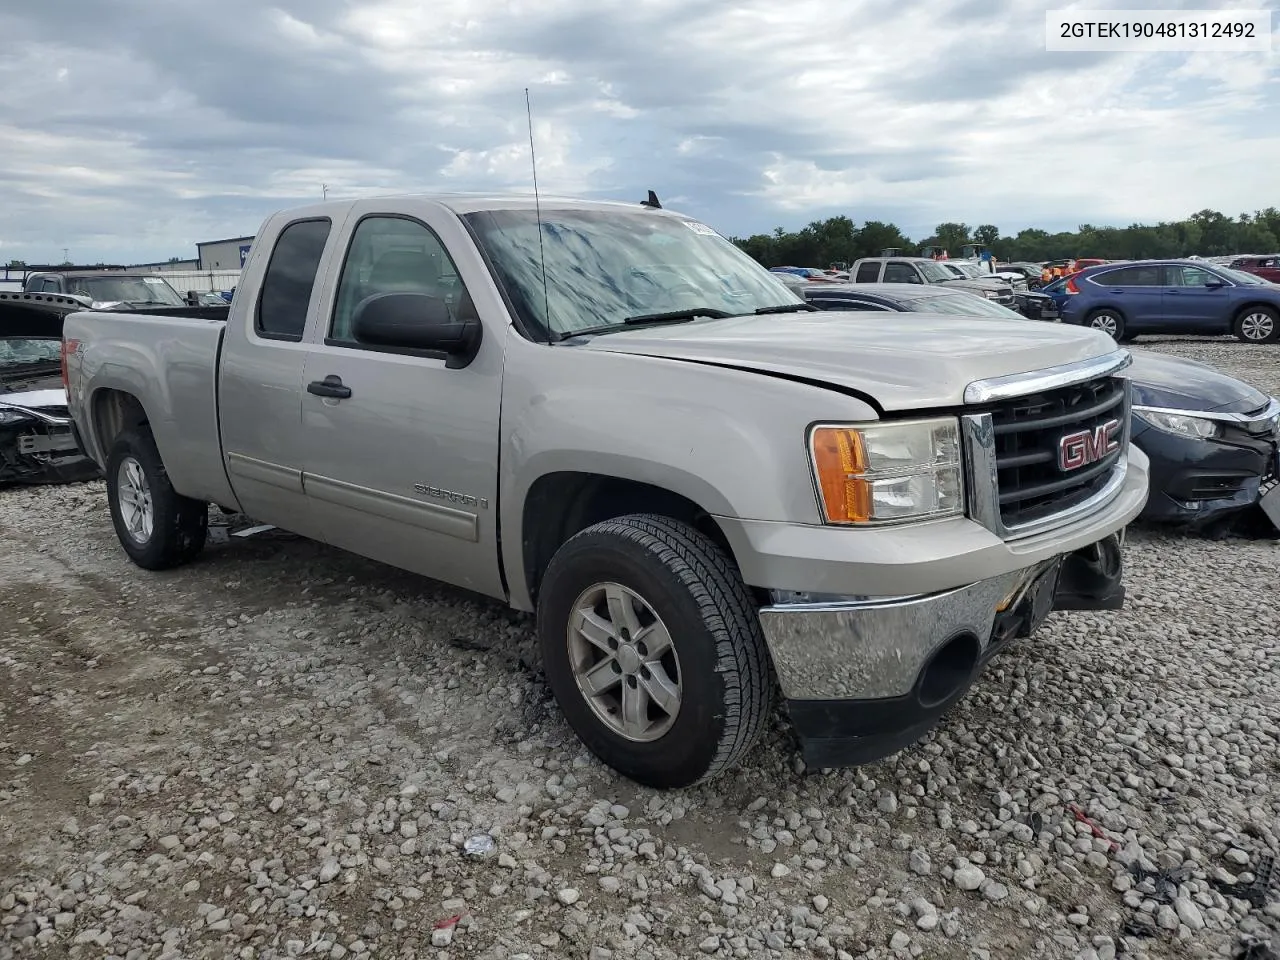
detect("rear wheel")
[1234,307,1279,343]
[536,514,773,788]
[106,427,208,570]
[1085,309,1125,341]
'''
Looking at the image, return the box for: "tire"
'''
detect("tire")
[1233,306,1279,343]
[105,427,208,570]
[536,514,773,788]
[1085,309,1125,341]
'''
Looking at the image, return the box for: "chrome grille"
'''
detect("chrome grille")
[962,362,1131,539]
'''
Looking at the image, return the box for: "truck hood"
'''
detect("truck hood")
[939,277,1006,292]
[578,312,1117,411]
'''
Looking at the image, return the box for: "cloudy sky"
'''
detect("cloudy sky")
[1,0,1276,265]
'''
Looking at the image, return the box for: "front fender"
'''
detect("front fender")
[497,337,879,610]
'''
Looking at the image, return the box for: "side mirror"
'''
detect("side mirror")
[1204,279,1226,289]
[352,292,482,369]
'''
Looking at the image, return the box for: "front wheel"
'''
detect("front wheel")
[1085,309,1126,341]
[1234,307,1279,343]
[106,427,208,570]
[536,514,773,788]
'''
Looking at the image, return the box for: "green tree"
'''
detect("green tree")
[733,208,1274,267]
[933,222,971,253]
[973,224,1000,247]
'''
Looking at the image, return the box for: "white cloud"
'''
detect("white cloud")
[0,0,1275,263]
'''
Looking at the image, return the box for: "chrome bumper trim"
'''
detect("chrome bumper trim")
[757,566,1037,701]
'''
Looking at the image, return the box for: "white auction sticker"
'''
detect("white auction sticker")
[1045,9,1271,52]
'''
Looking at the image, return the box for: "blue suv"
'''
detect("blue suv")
[1059,259,1280,344]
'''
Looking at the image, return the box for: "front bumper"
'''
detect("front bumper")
[714,444,1148,599]
[764,533,1125,768]
[1134,418,1280,528]
[0,412,100,486]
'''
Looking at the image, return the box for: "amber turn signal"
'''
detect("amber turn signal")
[810,427,872,523]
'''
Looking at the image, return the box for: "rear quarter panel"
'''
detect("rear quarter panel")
[65,310,238,507]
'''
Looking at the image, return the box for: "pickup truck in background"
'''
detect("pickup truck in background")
[23,270,191,309]
[850,256,1018,310]
[63,194,1149,789]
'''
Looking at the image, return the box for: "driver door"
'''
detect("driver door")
[298,207,506,599]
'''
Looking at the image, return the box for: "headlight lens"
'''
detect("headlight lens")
[1135,409,1221,439]
[0,408,31,425]
[809,417,965,524]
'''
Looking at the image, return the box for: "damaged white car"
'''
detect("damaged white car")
[0,317,100,486]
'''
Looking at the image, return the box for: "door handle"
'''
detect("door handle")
[307,375,352,399]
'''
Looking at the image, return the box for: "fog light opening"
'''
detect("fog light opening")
[917,633,980,709]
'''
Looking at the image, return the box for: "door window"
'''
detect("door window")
[328,216,469,348]
[1166,265,1221,286]
[854,262,882,283]
[1090,266,1161,286]
[256,218,332,340]
[883,262,921,284]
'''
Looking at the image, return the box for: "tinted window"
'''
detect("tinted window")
[329,216,469,346]
[256,218,331,340]
[883,263,922,284]
[1091,266,1161,286]
[41,278,61,292]
[854,262,881,283]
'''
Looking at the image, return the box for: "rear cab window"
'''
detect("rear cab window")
[854,262,882,283]
[256,218,333,341]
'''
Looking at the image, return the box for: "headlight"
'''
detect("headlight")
[982,290,999,299]
[0,408,32,425]
[809,417,965,525]
[1135,408,1221,439]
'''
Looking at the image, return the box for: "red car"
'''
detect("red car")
[1229,255,1280,284]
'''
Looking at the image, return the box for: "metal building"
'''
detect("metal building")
[197,236,255,270]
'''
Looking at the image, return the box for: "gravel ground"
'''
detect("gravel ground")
[1,337,1278,960]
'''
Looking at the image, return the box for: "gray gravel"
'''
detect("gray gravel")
[1,337,1278,960]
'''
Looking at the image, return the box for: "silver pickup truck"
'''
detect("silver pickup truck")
[63,195,1149,789]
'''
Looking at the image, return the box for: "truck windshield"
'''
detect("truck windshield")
[66,276,185,306]
[463,208,802,338]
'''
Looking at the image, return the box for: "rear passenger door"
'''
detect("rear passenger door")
[1087,265,1163,330]
[219,215,338,540]
[298,206,506,599]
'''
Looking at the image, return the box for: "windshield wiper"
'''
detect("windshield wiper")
[560,307,732,340]
[752,303,818,315]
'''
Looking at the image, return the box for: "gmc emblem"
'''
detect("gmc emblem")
[1058,418,1122,471]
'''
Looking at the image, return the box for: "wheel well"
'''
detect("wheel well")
[91,389,149,460]
[1086,305,1125,319]
[1234,301,1279,321]
[522,472,738,604]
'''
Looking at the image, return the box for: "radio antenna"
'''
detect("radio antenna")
[525,87,552,343]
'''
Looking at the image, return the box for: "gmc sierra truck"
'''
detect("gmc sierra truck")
[63,194,1149,789]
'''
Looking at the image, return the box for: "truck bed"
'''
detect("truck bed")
[63,309,237,509]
